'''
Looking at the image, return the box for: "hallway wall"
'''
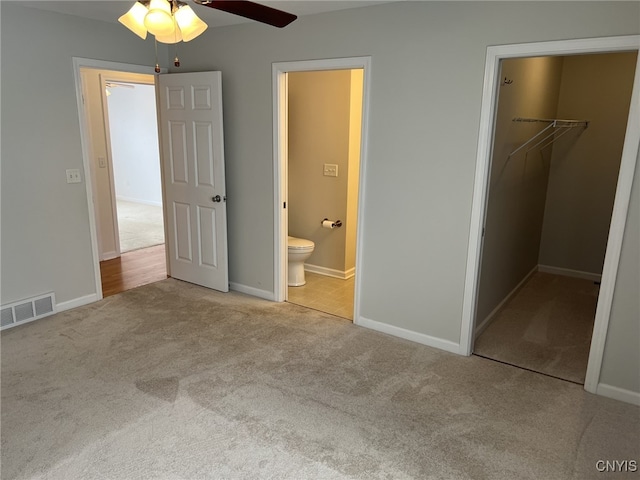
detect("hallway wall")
[108,83,162,207]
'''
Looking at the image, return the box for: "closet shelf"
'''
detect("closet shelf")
[508,117,589,158]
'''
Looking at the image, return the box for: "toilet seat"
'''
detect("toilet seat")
[288,236,314,251]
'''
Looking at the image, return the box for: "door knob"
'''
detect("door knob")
[212,195,222,203]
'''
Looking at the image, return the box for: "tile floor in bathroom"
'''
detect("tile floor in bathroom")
[287,272,355,321]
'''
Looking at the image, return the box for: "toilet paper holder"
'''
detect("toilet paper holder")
[322,218,342,228]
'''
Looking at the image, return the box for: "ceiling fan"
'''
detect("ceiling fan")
[118,0,298,69]
[119,0,296,43]
[119,0,297,70]
[192,0,297,28]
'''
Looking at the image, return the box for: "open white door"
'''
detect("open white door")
[158,71,229,292]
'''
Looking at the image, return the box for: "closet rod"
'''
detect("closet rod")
[508,117,589,158]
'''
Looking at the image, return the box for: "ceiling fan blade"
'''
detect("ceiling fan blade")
[194,0,297,28]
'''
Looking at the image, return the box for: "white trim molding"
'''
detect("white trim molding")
[304,264,355,280]
[57,293,100,313]
[358,316,461,355]
[229,282,276,302]
[538,265,601,283]
[596,383,640,407]
[458,36,640,400]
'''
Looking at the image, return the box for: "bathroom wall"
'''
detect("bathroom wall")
[288,69,361,277]
[538,52,638,276]
[476,56,564,324]
[345,69,364,276]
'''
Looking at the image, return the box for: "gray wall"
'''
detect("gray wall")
[600,149,640,394]
[0,2,166,305]
[173,1,639,343]
[476,56,564,324]
[539,52,638,275]
[1,2,638,397]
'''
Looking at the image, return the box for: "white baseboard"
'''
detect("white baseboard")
[357,316,460,354]
[56,293,100,313]
[304,264,354,280]
[596,383,640,406]
[229,282,276,301]
[100,251,119,261]
[116,196,162,207]
[475,265,538,338]
[538,264,601,282]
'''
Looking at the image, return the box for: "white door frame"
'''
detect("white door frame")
[72,58,167,300]
[272,56,372,324]
[459,36,640,395]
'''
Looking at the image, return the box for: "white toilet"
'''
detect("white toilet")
[288,236,315,286]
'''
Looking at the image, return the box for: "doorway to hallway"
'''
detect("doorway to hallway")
[78,64,168,297]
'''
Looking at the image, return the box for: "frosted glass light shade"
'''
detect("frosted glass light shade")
[156,18,183,44]
[175,5,208,42]
[144,0,175,36]
[118,2,148,39]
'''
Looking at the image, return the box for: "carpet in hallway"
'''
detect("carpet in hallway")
[117,200,165,252]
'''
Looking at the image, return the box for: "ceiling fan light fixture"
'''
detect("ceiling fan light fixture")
[155,17,184,44]
[174,5,208,42]
[144,0,175,36]
[118,1,148,39]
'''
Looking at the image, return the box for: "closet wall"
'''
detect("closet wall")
[539,52,638,276]
[476,52,637,327]
[476,56,564,324]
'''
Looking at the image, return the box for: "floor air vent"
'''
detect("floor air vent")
[1,293,56,330]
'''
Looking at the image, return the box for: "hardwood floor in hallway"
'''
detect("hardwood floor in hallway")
[100,244,168,297]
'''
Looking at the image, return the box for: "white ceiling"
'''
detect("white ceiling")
[18,1,397,29]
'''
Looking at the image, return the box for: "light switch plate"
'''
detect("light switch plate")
[66,169,82,184]
[323,164,338,177]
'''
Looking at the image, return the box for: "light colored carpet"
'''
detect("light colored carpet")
[117,200,165,253]
[2,279,638,479]
[474,272,598,384]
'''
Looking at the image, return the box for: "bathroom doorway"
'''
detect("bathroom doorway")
[272,57,372,322]
[286,69,362,320]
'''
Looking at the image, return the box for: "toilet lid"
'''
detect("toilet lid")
[288,236,314,249]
